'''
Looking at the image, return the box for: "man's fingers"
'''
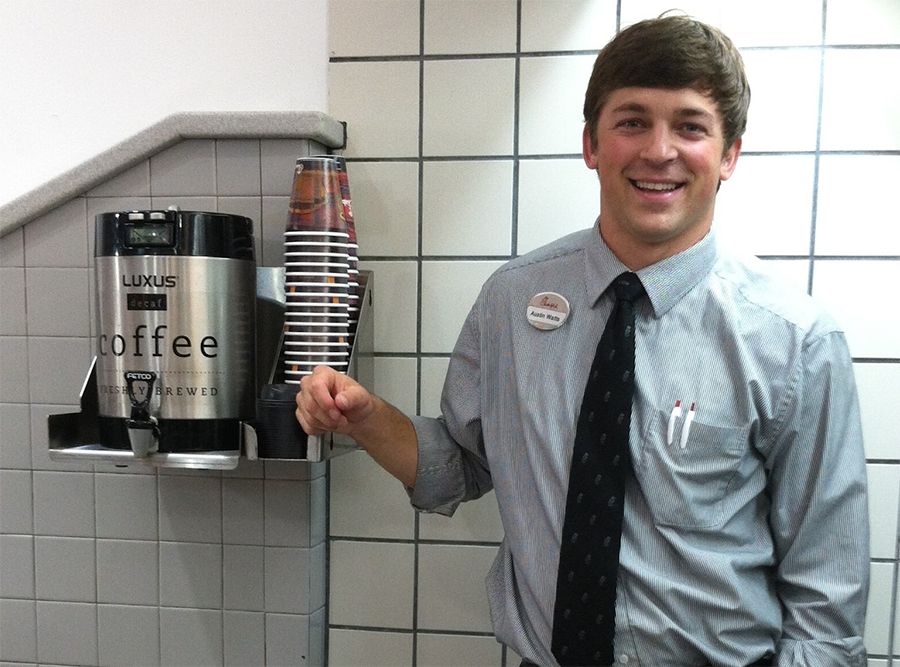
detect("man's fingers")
[334,383,375,422]
[295,366,359,434]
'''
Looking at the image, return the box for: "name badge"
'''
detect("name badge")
[527,292,570,330]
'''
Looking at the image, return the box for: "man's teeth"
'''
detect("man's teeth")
[634,181,679,191]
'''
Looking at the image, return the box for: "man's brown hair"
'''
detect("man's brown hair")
[583,15,751,151]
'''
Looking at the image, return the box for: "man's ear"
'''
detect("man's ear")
[583,124,599,170]
[719,137,742,182]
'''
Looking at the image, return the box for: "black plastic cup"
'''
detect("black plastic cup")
[255,383,307,458]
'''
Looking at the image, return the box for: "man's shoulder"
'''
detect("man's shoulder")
[712,249,843,341]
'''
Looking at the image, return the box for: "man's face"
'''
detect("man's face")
[584,86,741,269]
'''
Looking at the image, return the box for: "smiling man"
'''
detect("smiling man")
[296,15,869,667]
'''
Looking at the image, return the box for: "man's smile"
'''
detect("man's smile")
[630,180,684,192]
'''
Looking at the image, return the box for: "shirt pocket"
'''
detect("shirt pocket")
[636,409,747,530]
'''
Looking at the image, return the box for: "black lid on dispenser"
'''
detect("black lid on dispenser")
[95,209,254,260]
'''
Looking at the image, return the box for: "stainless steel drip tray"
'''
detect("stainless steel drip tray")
[47,268,373,469]
[46,356,248,470]
[48,444,242,470]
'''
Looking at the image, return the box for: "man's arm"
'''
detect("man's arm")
[765,331,869,667]
[295,365,419,488]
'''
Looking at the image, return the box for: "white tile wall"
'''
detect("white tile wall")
[422,160,514,255]
[826,0,900,44]
[347,161,420,256]
[420,260,506,353]
[854,363,900,461]
[866,562,896,656]
[518,54,596,155]
[96,540,159,605]
[329,450,417,539]
[0,267,27,335]
[223,610,265,667]
[0,534,35,598]
[328,540,415,628]
[328,628,414,666]
[816,155,900,256]
[721,0,823,47]
[739,49,822,153]
[619,0,723,31]
[0,598,37,662]
[34,536,96,602]
[98,604,161,667]
[867,465,900,559]
[422,59,517,156]
[516,157,600,254]
[36,600,98,665]
[330,61,420,157]
[820,49,900,151]
[159,607,223,666]
[715,154,816,257]
[357,260,419,353]
[424,0,518,55]
[0,225,25,266]
[327,1,900,664]
[417,632,505,666]
[811,260,900,358]
[0,136,334,667]
[329,0,421,58]
[519,0,617,52]
[417,544,497,632]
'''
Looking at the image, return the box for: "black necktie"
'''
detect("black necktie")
[551,271,645,666]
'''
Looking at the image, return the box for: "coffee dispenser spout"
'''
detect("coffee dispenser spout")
[124,371,159,457]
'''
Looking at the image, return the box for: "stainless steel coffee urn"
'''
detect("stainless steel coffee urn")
[94,210,256,455]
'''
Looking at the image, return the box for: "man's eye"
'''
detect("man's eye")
[683,123,706,134]
[619,119,642,129]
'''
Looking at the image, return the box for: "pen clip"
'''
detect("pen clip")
[679,403,696,449]
[666,400,682,446]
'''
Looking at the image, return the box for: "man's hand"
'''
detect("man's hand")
[295,365,375,437]
[294,365,420,488]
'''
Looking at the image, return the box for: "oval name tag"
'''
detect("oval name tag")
[527,292,570,330]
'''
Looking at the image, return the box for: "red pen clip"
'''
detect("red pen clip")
[679,403,696,449]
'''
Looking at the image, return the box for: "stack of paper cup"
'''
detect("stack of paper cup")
[283,157,352,383]
[332,156,360,336]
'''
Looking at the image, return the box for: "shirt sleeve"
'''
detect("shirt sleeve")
[765,330,870,667]
[408,302,493,516]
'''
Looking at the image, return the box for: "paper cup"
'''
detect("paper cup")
[285,230,349,240]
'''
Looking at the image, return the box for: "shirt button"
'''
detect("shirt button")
[618,654,630,664]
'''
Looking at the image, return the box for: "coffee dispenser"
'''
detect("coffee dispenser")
[93,209,256,456]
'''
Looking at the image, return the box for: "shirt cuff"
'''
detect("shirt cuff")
[776,637,867,667]
[406,415,467,516]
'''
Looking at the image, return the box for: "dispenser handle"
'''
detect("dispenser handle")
[124,371,159,457]
[124,371,156,421]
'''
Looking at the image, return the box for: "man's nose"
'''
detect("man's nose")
[639,127,678,163]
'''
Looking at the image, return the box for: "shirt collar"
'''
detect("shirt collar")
[583,218,719,318]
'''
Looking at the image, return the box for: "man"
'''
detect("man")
[296,15,869,667]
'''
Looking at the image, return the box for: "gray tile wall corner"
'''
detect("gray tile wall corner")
[0,134,334,667]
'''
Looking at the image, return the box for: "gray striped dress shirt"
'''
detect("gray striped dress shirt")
[409,223,869,667]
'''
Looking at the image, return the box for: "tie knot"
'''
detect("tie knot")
[612,272,645,303]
